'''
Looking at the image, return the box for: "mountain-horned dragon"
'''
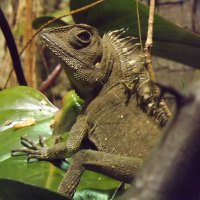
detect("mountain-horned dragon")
[12,24,170,199]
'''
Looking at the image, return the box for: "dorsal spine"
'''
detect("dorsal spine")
[105,28,169,126]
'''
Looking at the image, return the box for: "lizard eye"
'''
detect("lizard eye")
[77,31,91,43]
[70,30,92,48]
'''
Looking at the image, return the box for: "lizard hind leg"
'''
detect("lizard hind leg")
[58,149,143,198]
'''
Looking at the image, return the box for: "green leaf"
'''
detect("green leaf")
[78,171,120,191]
[0,86,58,162]
[0,179,67,200]
[32,6,74,29]
[0,87,120,199]
[0,86,66,192]
[0,179,118,200]
[0,157,66,191]
[32,16,68,29]
[74,188,116,200]
[53,90,84,135]
[70,0,200,68]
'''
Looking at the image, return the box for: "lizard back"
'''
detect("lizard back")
[81,27,166,159]
[86,84,161,159]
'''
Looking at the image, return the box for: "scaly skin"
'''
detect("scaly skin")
[12,24,169,199]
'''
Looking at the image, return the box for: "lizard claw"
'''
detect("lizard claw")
[11,135,49,161]
[20,135,46,150]
[54,135,63,144]
[11,135,65,161]
[27,153,48,162]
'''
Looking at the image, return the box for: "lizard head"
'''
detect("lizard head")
[40,24,106,101]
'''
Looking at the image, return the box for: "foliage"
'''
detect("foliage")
[1,0,200,199]
[0,86,63,192]
[0,87,120,199]
[33,0,200,68]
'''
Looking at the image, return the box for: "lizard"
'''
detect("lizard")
[12,24,170,199]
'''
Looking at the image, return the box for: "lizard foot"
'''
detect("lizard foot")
[11,135,63,161]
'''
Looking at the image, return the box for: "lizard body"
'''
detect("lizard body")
[12,24,169,199]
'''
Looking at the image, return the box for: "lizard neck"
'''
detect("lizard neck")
[98,29,169,126]
[99,29,144,96]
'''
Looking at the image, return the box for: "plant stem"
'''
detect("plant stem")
[144,0,171,117]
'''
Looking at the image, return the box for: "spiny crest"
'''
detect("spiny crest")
[106,28,140,55]
[105,28,145,83]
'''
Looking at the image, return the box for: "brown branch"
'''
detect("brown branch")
[19,0,105,55]
[144,0,171,117]
[38,64,62,93]
[39,46,50,74]
[144,0,155,83]
[3,69,13,88]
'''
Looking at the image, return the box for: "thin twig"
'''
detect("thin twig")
[110,183,124,200]
[144,0,171,117]
[38,64,62,93]
[146,5,154,47]
[144,0,155,80]
[39,46,50,74]
[144,0,157,94]
[20,0,105,55]
[136,1,143,51]
[4,69,13,88]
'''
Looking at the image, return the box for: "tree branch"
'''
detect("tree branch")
[38,64,62,93]
[144,0,171,117]
[144,0,156,85]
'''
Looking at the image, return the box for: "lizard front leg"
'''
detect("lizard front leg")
[11,115,88,161]
[58,149,143,199]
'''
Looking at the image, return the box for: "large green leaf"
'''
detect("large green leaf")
[0,179,67,200]
[0,157,65,191]
[0,87,120,199]
[0,86,65,191]
[53,90,84,135]
[0,86,58,161]
[0,179,118,200]
[70,0,200,68]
